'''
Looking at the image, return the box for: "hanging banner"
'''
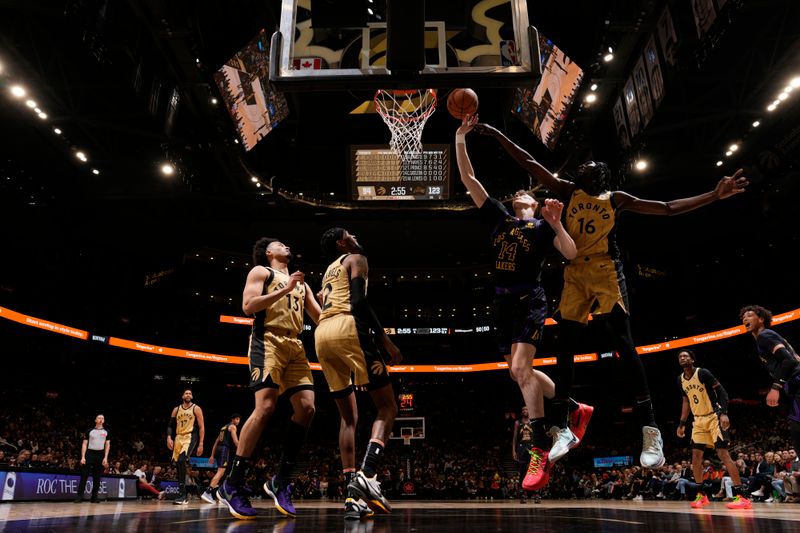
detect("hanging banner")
[623,77,642,136]
[613,97,631,148]
[643,35,665,107]
[633,56,654,128]
[657,6,679,66]
[691,0,718,39]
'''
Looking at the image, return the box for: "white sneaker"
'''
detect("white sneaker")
[348,471,391,513]
[344,497,374,520]
[640,426,665,468]
[548,426,579,463]
[633,495,643,501]
[656,492,665,499]
[200,490,216,504]
[751,489,764,497]
[765,497,774,503]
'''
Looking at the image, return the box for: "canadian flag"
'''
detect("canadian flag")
[293,57,322,70]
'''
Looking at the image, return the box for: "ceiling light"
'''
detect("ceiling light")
[38,112,48,120]
[34,107,41,114]
[329,192,334,196]
[160,163,175,176]
[752,120,760,127]
[729,144,738,152]
[75,151,88,162]
[634,160,647,171]
[553,172,559,178]
[367,7,374,15]
[791,77,800,88]
[585,93,597,103]
[603,53,614,62]
[210,97,218,105]
[608,47,613,53]
[91,168,100,175]
[772,99,780,106]
[53,127,62,135]
[716,161,723,167]
[590,83,598,91]
[725,150,732,156]
[25,100,36,108]
[767,104,776,112]
[778,92,789,101]
[10,85,25,98]
[250,176,258,182]
[256,182,261,188]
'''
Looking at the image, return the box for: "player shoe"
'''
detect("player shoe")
[344,497,375,520]
[690,493,710,508]
[640,426,665,468]
[568,403,594,442]
[548,426,579,463]
[348,471,391,514]
[521,447,549,491]
[264,476,296,517]
[173,494,189,505]
[200,488,216,504]
[219,480,258,520]
[725,495,752,510]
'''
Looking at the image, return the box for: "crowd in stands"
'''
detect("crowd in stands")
[2,388,799,504]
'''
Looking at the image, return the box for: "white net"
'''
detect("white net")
[374,89,437,162]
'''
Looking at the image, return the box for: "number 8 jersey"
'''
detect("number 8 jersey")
[255,267,306,335]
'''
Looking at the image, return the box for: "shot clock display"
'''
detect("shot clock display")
[350,144,450,201]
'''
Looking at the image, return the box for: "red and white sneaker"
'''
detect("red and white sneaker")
[522,448,550,491]
[568,403,594,442]
[690,493,710,508]
[725,495,752,510]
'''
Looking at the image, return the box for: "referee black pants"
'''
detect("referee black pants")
[77,449,104,500]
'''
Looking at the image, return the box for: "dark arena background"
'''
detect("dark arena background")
[2,1,800,531]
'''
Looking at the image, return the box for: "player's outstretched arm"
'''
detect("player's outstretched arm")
[455,114,489,208]
[540,199,576,260]
[614,169,748,215]
[303,282,322,324]
[472,122,573,198]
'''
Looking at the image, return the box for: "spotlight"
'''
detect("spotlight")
[256,182,261,188]
[25,100,36,108]
[603,53,614,62]
[752,120,760,127]
[75,151,88,162]
[590,83,598,91]
[250,176,258,182]
[10,85,26,98]
[791,77,800,88]
[367,7,374,15]
[585,93,597,103]
[716,161,723,167]
[767,104,776,112]
[210,97,218,105]
[37,112,47,120]
[635,160,647,171]
[778,92,789,101]
[160,163,175,176]
[729,144,739,152]
[553,172,559,178]
[53,127,62,135]
[91,168,100,175]
[725,151,732,156]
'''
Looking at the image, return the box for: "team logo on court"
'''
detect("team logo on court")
[371,361,386,375]
[251,368,261,382]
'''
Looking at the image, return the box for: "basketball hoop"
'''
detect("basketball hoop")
[374,89,437,162]
[402,435,412,446]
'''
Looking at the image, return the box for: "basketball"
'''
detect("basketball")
[447,88,479,120]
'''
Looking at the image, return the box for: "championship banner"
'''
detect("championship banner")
[657,6,679,66]
[623,77,642,136]
[691,0,717,39]
[633,56,654,128]
[643,35,665,107]
[613,97,631,148]
[0,470,137,501]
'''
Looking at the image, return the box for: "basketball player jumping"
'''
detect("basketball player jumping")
[740,305,800,452]
[474,121,748,468]
[456,115,592,492]
[219,238,321,519]
[675,349,751,510]
[201,413,241,504]
[315,227,402,520]
[167,389,205,505]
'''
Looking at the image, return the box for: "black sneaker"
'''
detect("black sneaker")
[174,494,189,505]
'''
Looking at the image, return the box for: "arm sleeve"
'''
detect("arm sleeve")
[349,277,384,336]
[699,369,729,414]
[775,346,800,382]
[758,330,800,382]
[167,417,177,438]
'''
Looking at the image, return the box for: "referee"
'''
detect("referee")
[74,414,110,503]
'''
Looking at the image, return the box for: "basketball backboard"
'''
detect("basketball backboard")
[390,416,426,440]
[270,0,541,91]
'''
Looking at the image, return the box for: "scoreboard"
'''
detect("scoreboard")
[350,144,450,201]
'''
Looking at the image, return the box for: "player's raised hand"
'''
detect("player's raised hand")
[287,271,305,290]
[715,168,748,199]
[540,198,564,225]
[456,114,479,136]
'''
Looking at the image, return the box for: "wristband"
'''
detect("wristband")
[679,420,687,427]
[455,133,466,145]
[772,383,783,391]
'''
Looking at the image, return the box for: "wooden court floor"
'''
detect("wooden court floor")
[2,498,799,532]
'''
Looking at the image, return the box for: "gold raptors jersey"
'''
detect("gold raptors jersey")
[175,404,196,436]
[564,189,616,258]
[260,267,305,334]
[319,254,357,321]
[680,369,715,416]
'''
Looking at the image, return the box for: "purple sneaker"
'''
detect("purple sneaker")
[218,481,258,520]
[264,477,296,517]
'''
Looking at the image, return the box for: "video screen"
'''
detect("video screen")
[213,29,289,151]
[511,33,584,150]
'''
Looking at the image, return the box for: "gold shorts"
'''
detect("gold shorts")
[248,330,313,395]
[559,256,628,324]
[691,413,728,449]
[172,433,195,462]
[314,313,390,395]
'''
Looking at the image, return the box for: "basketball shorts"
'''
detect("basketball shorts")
[691,413,729,450]
[493,285,548,354]
[559,256,629,324]
[314,313,391,397]
[172,433,197,462]
[247,329,313,396]
[214,444,230,469]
